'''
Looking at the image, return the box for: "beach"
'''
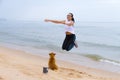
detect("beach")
[0,46,120,80]
[1,0,120,79]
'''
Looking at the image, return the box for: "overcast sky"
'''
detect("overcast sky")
[0,0,120,21]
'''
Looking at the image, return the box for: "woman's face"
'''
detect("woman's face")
[67,14,72,21]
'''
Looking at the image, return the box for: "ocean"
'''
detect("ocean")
[0,20,120,71]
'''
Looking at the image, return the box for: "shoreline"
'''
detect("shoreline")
[1,43,120,73]
[0,46,120,80]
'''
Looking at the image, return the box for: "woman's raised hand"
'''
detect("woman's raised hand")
[44,19,50,22]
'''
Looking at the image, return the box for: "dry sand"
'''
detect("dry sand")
[0,46,120,80]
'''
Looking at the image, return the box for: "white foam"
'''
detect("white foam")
[100,59,120,66]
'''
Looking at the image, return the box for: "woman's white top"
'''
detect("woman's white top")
[65,20,75,34]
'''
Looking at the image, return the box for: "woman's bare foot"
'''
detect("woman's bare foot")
[74,41,78,48]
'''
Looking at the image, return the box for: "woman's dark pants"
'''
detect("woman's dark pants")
[62,34,76,51]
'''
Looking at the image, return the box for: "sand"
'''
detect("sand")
[0,46,120,80]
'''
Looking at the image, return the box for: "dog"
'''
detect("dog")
[48,52,58,70]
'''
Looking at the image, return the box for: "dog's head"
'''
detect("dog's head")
[49,52,56,58]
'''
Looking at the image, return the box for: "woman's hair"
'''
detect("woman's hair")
[69,13,75,22]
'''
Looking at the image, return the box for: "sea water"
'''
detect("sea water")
[0,20,120,69]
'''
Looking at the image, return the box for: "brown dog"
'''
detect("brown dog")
[48,52,58,70]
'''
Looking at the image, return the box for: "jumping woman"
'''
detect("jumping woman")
[45,13,78,51]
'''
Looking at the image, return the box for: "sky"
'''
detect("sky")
[0,0,120,21]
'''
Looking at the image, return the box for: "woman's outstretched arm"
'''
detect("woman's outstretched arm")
[45,19,65,24]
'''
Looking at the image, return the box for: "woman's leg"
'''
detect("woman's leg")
[62,35,70,50]
[66,34,76,51]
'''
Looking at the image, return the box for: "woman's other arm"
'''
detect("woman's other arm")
[45,19,65,24]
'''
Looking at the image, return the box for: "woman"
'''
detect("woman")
[45,13,78,51]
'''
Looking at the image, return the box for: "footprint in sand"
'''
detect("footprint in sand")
[59,68,88,78]
[59,67,93,78]
[68,72,82,78]
[0,76,4,80]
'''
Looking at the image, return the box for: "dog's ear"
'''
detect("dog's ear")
[53,53,56,55]
[49,53,51,55]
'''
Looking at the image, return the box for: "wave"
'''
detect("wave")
[79,41,120,49]
[82,54,120,66]
[82,54,103,61]
[100,59,120,66]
